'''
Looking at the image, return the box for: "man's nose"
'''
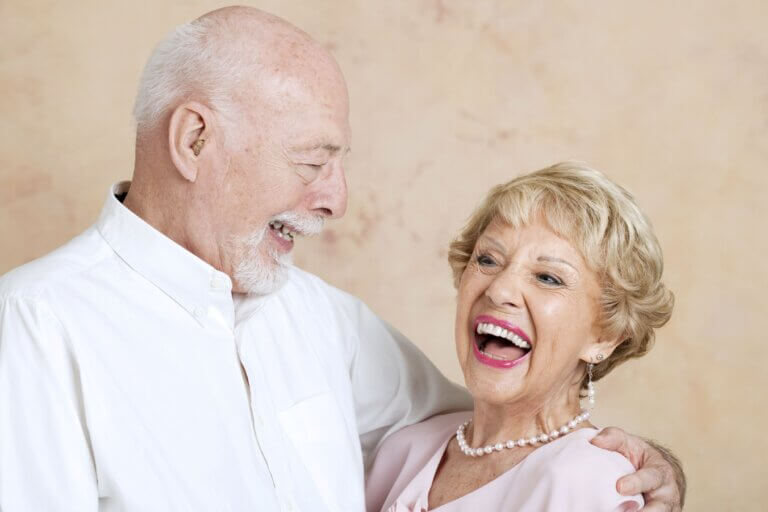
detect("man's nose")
[309,163,348,219]
[484,269,524,309]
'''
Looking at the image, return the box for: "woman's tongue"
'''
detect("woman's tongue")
[484,338,527,360]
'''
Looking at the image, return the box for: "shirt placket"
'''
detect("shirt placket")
[238,338,299,512]
[203,277,297,511]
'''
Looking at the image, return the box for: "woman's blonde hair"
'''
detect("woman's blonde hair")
[448,161,674,384]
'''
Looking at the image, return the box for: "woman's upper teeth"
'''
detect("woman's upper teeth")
[476,322,531,349]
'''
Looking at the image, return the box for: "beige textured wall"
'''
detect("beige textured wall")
[2,1,766,509]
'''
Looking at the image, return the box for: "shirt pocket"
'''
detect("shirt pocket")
[278,391,363,511]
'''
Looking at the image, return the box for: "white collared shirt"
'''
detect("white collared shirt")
[0,182,470,512]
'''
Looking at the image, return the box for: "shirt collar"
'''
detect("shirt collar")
[96,181,233,320]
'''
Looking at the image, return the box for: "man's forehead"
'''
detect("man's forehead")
[254,75,349,129]
[252,45,347,104]
[281,103,351,153]
[237,52,351,153]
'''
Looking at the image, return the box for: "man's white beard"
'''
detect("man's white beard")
[232,227,289,295]
[232,212,324,296]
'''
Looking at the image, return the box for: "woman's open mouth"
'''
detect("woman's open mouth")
[472,315,531,369]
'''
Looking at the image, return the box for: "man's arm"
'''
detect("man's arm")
[343,297,472,468]
[0,296,98,511]
[592,427,685,511]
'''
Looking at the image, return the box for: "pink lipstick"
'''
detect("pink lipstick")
[472,315,531,369]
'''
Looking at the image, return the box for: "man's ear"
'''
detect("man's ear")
[168,102,213,182]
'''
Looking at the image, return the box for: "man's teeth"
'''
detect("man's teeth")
[475,322,531,349]
[269,221,295,241]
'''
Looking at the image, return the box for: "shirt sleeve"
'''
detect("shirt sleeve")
[0,296,98,511]
[344,297,472,470]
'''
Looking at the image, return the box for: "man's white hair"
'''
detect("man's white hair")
[133,17,247,130]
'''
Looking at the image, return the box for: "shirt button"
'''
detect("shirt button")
[193,307,205,318]
[210,273,230,290]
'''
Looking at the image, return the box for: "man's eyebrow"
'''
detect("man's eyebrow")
[537,255,578,272]
[293,143,350,155]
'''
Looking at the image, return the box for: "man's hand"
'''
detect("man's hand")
[591,427,685,511]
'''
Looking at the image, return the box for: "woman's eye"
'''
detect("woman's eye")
[537,273,563,286]
[476,254,496,266]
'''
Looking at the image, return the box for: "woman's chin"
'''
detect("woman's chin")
[462,356,531,405]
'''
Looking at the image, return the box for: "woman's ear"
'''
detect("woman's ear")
[168,101,213,182]
[580,331,625,364]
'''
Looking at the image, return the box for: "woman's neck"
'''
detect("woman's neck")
[468,388,586,447]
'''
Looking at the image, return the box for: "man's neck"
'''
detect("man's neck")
[122,178,230,277]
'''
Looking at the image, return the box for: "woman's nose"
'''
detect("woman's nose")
[484,270,523,309]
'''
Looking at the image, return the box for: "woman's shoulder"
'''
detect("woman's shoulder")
[365,411,471,512]
[518,427,644,509]
[547,427,635,472]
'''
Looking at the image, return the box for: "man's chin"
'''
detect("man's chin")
[251,273,288,296]
[233,256,291,296]
[229,226,295,296]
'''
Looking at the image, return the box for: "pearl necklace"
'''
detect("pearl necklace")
[456,410,590,457]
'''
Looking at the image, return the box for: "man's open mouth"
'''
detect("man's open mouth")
[268,220,296,241]
[474,320,532,363]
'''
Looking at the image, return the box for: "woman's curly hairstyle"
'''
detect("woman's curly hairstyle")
[448,162,674,386]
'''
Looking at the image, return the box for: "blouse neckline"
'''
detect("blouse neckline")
[401,425,599,511]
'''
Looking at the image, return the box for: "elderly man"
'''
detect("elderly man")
[0,6,683,512]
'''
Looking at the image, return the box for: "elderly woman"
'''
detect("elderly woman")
[366,162,675,511]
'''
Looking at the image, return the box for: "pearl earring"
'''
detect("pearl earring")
[586,355,602,410]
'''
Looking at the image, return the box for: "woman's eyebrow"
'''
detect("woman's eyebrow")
[537,255,578,272]
[478,238,579,273]
[477,236,505,252]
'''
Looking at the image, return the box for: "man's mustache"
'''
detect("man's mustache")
[270,211,325,237]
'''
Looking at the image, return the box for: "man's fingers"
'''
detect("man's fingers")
[642,440,685,510]
[618,467,664,496]
[591,427,628,452]
[591,426,642,468]
[593,427,683,510]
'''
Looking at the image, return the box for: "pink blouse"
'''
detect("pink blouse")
[366,411,643,512]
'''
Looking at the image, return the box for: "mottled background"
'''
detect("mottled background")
[2,1,766,509]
